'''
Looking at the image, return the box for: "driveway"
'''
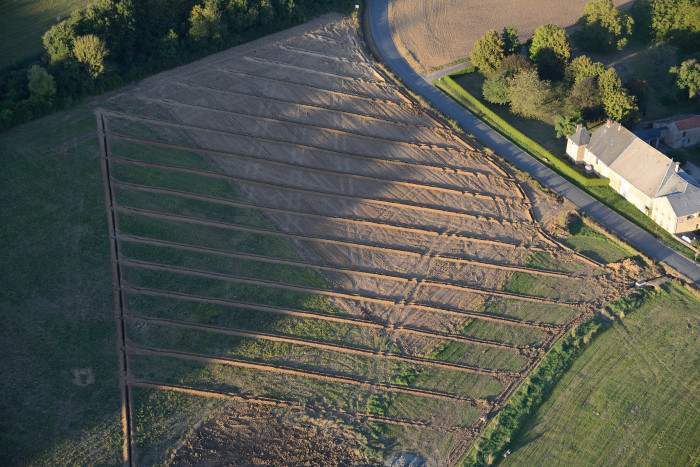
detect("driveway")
[368,0,700,284]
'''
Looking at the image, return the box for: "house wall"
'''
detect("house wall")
[650,198,700,234]
[566,140,586,164]
[663,124,700,149]
[650,198,679,233]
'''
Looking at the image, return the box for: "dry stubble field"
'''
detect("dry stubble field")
[388,0,629,72]
[96,14,640,464]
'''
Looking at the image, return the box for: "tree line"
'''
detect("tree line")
[0,0,354,131]
[468,0,700,138]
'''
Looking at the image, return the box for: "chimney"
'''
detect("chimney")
[618,123,622,131]
[576,123,583,131]
[675,162,680,173]
[606,119,613,128]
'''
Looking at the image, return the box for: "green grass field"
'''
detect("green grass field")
[0,104,123,465]
[505,282,700,466]
[0,0,93,67]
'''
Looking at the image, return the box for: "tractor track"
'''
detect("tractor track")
[109,155,531,227]
[128,379,478,432]
[127,314,517,378]
[118,230,576,279]
[118,258,575,322]
[139,95,466,154]
[111,133,524,204]
[113,205,554,272]
[242,55,387,85]
[212,67,413,108]
[102,110,507,181]
[122,284,525,352]
[174,81,437,129]
[128,343,491,406]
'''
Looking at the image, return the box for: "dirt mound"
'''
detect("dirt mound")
[168,404,380,466]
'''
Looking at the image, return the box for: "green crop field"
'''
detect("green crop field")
[0,0,92,67]
[505,282,700,466]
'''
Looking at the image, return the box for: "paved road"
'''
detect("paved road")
[368,0,700,284]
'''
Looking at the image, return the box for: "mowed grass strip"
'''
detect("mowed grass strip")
[128,354,479,426]
[457,316,546,348]
[119,240,329,290]
[122,266,338,313]
[125,294,384,350]
[481,299,577,327]
[117,213,302,260]
[506,283,700,466]
[427,340,527,374]
[126,321,507,400]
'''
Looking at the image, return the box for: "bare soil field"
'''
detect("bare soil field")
[97,14,642,464]
[388,0,629,72]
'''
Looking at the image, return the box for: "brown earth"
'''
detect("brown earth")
[98,14,641,465]
[389,0,630,71]
[168,404,380,466]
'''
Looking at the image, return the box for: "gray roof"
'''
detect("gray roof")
[664,173,700,217]
[633,128,662,142]
[568,126,590,146]
[587,122,639,167]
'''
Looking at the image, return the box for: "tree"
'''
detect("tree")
[566,55,605,85]
[482,73,511,104]
[73,34,109,78]
[575,0,634,52]
[470,30,505,75]
[529,24,571,80]
[508,69,550,118]
[632,0,700,48]
[624,77,650,114]
[43,20,77,63]
[188,1,225,45]
[566,77,602,117]
[501,27,520,56]
[555,115,585,138]
[499,54,533,77]
[598,67,639,124]
[27,65,56,98]
[670,59,700,99]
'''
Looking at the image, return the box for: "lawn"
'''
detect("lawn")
[505,282,700,466]
[0,0,93,67]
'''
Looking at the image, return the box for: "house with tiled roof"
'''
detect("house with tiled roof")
[567,120,700,234]
[653,114,700,148]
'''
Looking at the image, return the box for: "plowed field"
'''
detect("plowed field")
[97,14,635,465]
[388,0,629,71]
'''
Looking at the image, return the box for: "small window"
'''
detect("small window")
[682,131,687,137]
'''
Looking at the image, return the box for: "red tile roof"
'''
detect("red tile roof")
[674,115,700,131]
